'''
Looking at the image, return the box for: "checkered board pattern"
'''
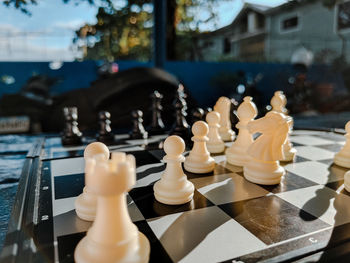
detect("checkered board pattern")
[35,130,350,263]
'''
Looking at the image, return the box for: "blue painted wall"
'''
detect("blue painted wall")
[0,61,346,108]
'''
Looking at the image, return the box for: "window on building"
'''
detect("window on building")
[203,41,213,48]
[281,16,298,31]
[223,38,231,54]
[337,1,350,31]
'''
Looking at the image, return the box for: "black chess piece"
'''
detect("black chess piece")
[129,110,148,139]
[62,107,82,146]
[203,107,212,119]
[97,111,114,144]
[169,90,191,143]
[177,84,188,112]
[230,98,239,134]
[190,107,205,125]
[148,91,165,135]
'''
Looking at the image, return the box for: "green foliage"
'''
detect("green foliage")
[3,0,234,61]
[73,3,153,61]
[2,0,37,15]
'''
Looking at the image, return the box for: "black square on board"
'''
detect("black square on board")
[57,232,85,263]
[128,151,161,167]
[57,221,172,263]
[184,164,232,180]
[137,163,165,181]
[219,195,330,245]
[260,171,318,194]
[315,144,343,153]
[129,185,214,219]
[54,173,84,200]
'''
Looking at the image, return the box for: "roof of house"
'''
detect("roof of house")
[198,2,272,37]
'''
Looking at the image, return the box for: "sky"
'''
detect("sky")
[0,0,287,61]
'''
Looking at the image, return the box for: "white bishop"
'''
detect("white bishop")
[226,96,257,166]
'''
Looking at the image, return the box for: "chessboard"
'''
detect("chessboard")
[2,129,350,263]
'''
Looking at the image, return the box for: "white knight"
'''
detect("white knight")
[243,111,290,185]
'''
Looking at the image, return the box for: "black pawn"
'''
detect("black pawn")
[148,91,165,135]
[97,111,114,144]
[169,91,191,142]
[230,98,239,133]
[130,110,148,139]
[62,107,82,146]
[190,107,205,125]
[203,107,212,119]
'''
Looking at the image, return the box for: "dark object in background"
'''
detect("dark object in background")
[169,87,191,143]
[49,67,197,133]
[0,75,58,133]
[190,107,205,125]
[129,110,148,139]
[61,107,82,146]
[148,90,165,135]
[230,98,239,133]
[97,111,114,144]
[0,67,198,133]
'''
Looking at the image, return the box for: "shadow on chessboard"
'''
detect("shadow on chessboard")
[299,163,350,262]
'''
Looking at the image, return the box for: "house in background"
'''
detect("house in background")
[198,0,350,64]
[198,2,269,62]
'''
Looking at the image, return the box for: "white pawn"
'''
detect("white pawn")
[334,121,350,168]
[154,136,194,205]
[75,152,150,263]
[184,121,215,173]
[213,97,235,141]
[271,90,288,114]
[75,142,110,221]
[226,96,257,166]
[271,91,296,162]
[243,111,290,185]
[206,111,225,153]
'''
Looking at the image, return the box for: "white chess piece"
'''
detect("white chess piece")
[344,170,350,192]
[75,142,110,221]
[213,97,235,141]
[154,136,194,205]
[206,111,225,153]
[184,121,215,173]
[226,96,257,166]
[271,91,287,114]
[334,121,350,168]
[243,111,290,185]
[75,152,150,263]
[271,91,296,162]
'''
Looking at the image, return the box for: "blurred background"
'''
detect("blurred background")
[1,0,350,133]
